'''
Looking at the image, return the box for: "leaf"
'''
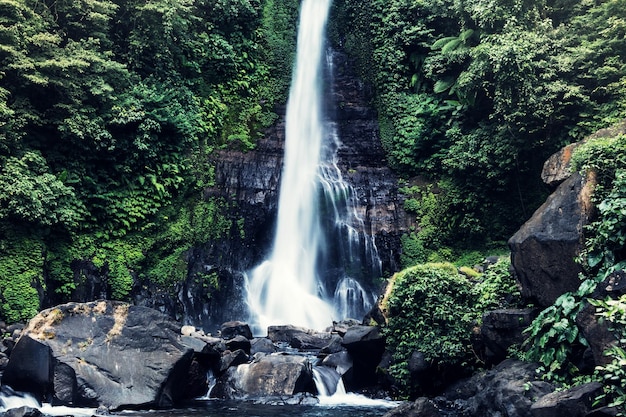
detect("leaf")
[434,78,456,94]
[431,36,458,50]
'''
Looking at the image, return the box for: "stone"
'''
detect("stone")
[321,351,353,376]
[341,325,386,389]
[1,301,201,410]
[541,142,581,188]
[220,321,253,340]
[331,319,361,336]
[530,382,603,417]
[382,398,443,417]
[267,325,333,350]
[211,353,315,399]
[250,338,277,355]
[444,359,555,417]
[509,173,593,307]
[481,309,536,364]
[181,325,196,336]
[225,335,251,354]
[576,270,626,367]
[1,407,42,417]
[219,349,249,373]
[319,334,344,354]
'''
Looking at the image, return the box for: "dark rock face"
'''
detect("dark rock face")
[444,359,555,417]
[1,301,203,410]
[509,173,593,307]
[480,309,536,365]
[341,325,386,389]
[530,382,603,417]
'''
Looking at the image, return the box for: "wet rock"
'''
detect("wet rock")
[219,349,249,373]
[341,325,386,389]
[1,301,200,409]
[319,334,344,354]
[1,407,42,417]
[221,321,253,340]
[225,335,251,354]
[444,359,554,417]
[331,319,361,336]
[382,398,443,417]
[267,325,333,350]
[250,338,277,355]
[211,353,315,399]
[530,382,603,417]
[321,351,353,376]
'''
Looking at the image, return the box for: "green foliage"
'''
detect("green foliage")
[0,0,284,322]
[385,263,475,394]
[523,280,597,382]
[0,151,86,228]
[591,295,626,413]
[0,230,43,322]
[471,258,521,313]
[336,0,626,243]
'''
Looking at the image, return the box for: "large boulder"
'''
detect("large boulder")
[267,325,333,350]
[444,359,555,417]
[508,173,593,307]
[2,301,204,410]
[211,353,315,399]
[341,325,386,389]
[530,382,603,417]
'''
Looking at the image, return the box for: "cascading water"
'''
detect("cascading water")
[246,0,381,334]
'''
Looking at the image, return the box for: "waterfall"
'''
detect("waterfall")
[246,0,381,335]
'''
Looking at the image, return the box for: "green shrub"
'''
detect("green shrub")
[384,263,476,394]
[472,258,521,313]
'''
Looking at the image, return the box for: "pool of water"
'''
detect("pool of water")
[122,401,394,417]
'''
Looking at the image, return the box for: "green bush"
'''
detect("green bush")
[384,263,476,394]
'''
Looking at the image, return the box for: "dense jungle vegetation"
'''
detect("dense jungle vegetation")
[1,0,626,407]
[0,0,299,322]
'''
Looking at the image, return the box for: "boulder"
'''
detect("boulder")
[1,301,204,410]
[509,173,593,307]
[530,382,603,417]
[224,335,251,354]
[481,309,536,364]
[220,321,253,340]
[444,359,555,417]
[541,142,580,188]
[341,325,386,389]
[267,325,333,350]
[382,398,444,417]
[211,353,315,399]
[250,338,277,355]
[219,349,249,373]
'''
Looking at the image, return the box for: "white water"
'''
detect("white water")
[312,367,398,408]
[246,0,336,333]
[0,388,97,416]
